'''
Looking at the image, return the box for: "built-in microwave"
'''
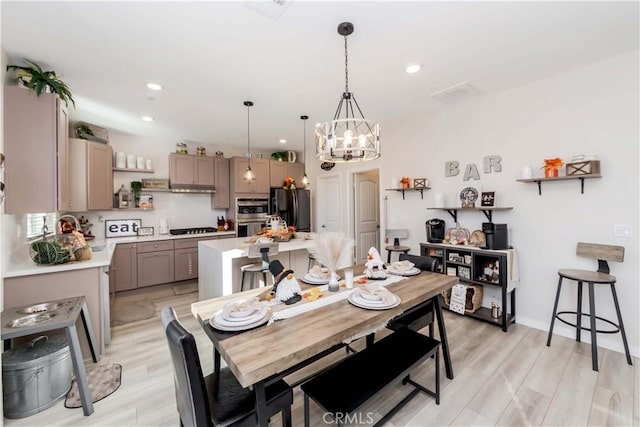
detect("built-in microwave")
[236,221,266,238]
[235,197,269,222]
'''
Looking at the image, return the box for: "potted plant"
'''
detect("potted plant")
[6,59,75,108]
[271,151,287,162]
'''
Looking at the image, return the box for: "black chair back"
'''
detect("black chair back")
[399,253,440,272]
[161,306,213,427]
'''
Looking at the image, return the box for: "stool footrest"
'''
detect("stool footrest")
[556,311,621,334]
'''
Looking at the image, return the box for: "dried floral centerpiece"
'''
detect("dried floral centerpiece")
[542,158,564,178]
[309,232,353,291]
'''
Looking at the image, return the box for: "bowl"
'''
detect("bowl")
[228,309,256,318]
[360,292,382,302]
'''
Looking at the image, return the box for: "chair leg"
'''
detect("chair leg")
[262,272,268,287]
[546,276,563,346]
[435,346,440,405]
[241,270,247,292]
[588,282,598,371]
[304,394,310,427]
[610,283,633,365]
[576,281,583,342]
[250,272,256,290]
[282,407,292,427]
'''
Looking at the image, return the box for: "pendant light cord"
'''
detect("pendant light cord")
[247,103,251,167]
[303,117,307,172]
[344,35,349,94]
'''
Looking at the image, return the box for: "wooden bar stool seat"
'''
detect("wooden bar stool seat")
[241,243,279,291]
[385,229,410,263]
[547,242,632,371]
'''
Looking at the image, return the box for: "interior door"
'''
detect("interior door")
[354,170,380,264]
[316,174,343,233]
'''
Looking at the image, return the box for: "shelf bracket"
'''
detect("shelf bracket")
[400,189,405,200]
[445,209,458,223]
[580,177,585,194]
[418,188,424,199]
[481,210,493,223]
[535,180,542,196]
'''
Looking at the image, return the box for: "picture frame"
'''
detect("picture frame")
[413,178,428,188]
[458,266,471,280]
[105,219,142,238]
[446,267,457,276]
[481,191,495,207]
[138,194,154,209]
[137,226,154,237]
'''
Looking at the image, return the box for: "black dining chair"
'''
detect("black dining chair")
[160,306,293,427]
[387,254,442,335]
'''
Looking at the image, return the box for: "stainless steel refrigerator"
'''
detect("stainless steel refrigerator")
[269,188,311,232]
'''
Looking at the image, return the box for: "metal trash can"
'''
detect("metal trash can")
[2,334,73,419]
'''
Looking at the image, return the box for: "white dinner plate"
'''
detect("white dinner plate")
[387,267,421,276]
[348,293,401,310]
[220,307,264,323]
[210,308,271,331]
[301,273,340,285]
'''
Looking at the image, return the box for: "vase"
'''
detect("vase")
[544,168,558,178]
[328,271,339,292]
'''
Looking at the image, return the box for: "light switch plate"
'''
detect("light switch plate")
[613,224,632,237]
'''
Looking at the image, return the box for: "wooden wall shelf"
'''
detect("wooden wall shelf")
[385,187,431,200]
[517,174,601,195]
[427,206,513,223]
[113,168,155,173]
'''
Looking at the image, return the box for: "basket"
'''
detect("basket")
[566,160,600,176]
[442,284,483,313]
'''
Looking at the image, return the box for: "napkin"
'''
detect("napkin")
[354,283,396,305]
[221,297,263,317]
[309,265,330,279]
[390,260,415,272]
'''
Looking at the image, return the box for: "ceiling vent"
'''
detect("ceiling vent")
[244,0,291,20]
[430,82,480,103]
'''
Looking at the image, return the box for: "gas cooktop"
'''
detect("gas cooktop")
[169,227,217,235]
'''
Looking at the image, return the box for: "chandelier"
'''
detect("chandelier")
[316,22,380,163]
[243,101,254,182]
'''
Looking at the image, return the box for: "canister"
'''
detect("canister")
[2,335,72,419]
[136,156,145,169]
[126,154,136,169]
[115,152,126,169]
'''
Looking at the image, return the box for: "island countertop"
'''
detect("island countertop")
[198,235,316,300]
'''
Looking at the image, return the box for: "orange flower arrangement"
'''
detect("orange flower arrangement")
[283,177,296,189]
[400,176,411,189]
[542,158,563,178]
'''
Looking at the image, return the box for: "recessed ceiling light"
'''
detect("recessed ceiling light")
[405,64,422,74]
[146,83,163,90]
[279,139,287,144]
[141,116,154,122]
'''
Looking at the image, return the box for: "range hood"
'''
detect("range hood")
[169,184,216,194]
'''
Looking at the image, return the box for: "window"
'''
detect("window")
[26,213,57,240]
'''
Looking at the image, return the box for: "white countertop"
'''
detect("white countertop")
[3,230,236,278]
[199,235,315,256]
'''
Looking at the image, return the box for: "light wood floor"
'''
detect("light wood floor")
[4,283,638,427]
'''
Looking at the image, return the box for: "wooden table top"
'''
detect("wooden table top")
[191,270,457,388]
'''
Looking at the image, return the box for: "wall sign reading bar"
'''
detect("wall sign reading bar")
[105,219,142,238]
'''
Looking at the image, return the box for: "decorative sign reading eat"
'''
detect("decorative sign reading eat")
[105,219,142,238]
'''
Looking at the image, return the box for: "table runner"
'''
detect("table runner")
[268,274,407,323]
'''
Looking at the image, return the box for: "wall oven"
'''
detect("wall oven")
[235,197,268,237]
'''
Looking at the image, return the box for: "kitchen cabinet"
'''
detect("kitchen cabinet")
[174,239,201,282]
[113,243,138,292]
[269,160,305,188]
[137,240,175,287]
[4,86,70,214]
[420,242,516,332]
[211,157,230,209]
[169,153,215,188]
[230,157,269,194]
[69,138,113,211]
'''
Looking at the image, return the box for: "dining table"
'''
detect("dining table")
[191,267,458,427]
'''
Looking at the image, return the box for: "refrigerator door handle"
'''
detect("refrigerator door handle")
[292,191,298,227]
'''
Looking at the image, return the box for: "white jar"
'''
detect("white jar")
[136,156,145,169]
[521,165,533,179]
[115,152,126,169]
[145,159,153,170]
[126,154,136,169]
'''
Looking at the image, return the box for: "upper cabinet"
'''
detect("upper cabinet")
[68,138,113,211]
[4,86,69,214]
[169,153,215,188]
[230,157,269,194]
[211,157,230,209]
[269,160,305,188]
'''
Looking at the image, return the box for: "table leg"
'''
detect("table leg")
[65,324,94,416]
[80,302,99,363]
[434,294,454,380]
[214,348,221,373]
[254,381,269,427]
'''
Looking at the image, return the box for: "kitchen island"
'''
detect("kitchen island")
[198,236,315,299]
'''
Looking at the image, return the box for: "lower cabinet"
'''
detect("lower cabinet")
[136,240,175,287]
[174,239,200,282]
[113,243,138,292]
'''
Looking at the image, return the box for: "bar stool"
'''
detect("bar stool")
[241,242,279,291]
[546,242,632,371]
[385,229,410,263]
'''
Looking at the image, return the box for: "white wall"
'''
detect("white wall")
[309,51,639,356]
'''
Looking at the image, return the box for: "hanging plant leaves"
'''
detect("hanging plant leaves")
[321,162,335,171]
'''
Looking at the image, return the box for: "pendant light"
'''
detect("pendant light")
[316,22,380,163]
[243,101,254,182]
[301,115,310,187]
